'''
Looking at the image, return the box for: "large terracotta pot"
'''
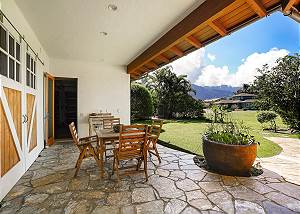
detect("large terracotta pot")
[202,136,257,176]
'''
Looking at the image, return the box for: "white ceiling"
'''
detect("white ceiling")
[15,0,205,65]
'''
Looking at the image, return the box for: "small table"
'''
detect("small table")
[95,129,157,178]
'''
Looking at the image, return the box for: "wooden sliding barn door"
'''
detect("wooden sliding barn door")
[0,22,43,201]
[24,89,38,169]
[0,79,25,200]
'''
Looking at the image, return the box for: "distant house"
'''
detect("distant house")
[214,93,257,110]
[203,98,221,107]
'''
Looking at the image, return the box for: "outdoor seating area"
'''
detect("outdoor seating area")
[70,113,163,182]
[1,140,300,213]
[0,1,299,213]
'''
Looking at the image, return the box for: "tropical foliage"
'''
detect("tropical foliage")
[252,54,300,130]
[141,66,204,119]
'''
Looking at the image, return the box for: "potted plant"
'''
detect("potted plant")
[203,120,257,176]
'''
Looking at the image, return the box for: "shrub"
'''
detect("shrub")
[257,111,277,132]
[172,95,205,119]
[130,83,154,119]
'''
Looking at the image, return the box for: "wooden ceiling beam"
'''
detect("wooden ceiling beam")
[282,0,299,12]
[145,61,159,69]
[245,0,267,17]
[139,66,150,72]
[127,0,235,73]
[130,70,141,76]
[170,46,184,57]
[156,54,170,63]
[208,20,228,36]
[185,35,202,48]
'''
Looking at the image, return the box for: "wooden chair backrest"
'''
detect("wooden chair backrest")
[149,119,163,138]
[69,122,80,146]
[118,124,148,157]
[89,112,112,117]
[90,115,114,126]
[103,117,120,129]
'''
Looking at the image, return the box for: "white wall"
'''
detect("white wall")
[50,58,131,136]
[0,0,50,201]
[0,0,50,148]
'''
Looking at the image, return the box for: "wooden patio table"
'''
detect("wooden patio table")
[94,128,156,178]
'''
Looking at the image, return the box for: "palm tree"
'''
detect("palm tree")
[141,66,195,118]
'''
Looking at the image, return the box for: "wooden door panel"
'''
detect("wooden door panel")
[26,94,37,152]
[29,114,37,152]
[0,100,20,177]
[4,87,22,148]
[26,94,35,137]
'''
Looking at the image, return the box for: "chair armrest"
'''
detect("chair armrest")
[80,135,98,142]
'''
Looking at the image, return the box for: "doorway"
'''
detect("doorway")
[45,73,55,145]
[54,77,78,139]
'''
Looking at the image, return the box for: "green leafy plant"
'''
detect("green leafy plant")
[257,111,277,132]
[130,83,154,119]
[252,54,300,130]
[210,105,227,123]
[205,119,257,145]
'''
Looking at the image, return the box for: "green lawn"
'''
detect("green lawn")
[135,111,299,158]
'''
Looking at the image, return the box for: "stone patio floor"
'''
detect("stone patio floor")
[1,141,300,214]
[261,137,300,185]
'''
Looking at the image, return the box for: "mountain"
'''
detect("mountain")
[192,84,240,100]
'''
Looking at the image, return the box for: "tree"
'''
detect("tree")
[141,66,204,119]
[257,111,278,132]
[253,54,300,130]
[130,83,154,119]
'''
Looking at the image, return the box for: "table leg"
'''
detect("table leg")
[99,139,105,178]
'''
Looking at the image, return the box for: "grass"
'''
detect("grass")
[134,111,299,158]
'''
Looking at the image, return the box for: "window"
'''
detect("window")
[26,53,36,89]
[0,24,21,82]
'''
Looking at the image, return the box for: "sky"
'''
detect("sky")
[170,11,299,87]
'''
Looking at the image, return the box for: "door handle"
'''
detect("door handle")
[25,115,28,123]
[22,115,26,124]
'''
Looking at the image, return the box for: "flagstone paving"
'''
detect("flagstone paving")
[1,141,300,214]
[261,137,300,185]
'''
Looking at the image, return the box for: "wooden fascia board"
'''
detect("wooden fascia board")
[127,0,235,73]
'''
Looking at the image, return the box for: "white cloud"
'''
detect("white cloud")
[170,48,205,82]
[207,53,216,61]
[195,48,289,87]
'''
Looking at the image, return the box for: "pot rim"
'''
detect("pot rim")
[202,135,256,147]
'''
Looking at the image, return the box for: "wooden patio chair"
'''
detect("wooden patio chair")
[89,114,114,135]
[148,119,163,163]
[103,117,120,129]
[112,124,149,182]
[69,122,101,177]
[102,117,121,159]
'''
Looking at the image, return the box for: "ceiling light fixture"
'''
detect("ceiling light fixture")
[108,4,118,11]
[100,31,108,36]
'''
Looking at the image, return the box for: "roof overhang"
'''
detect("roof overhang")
[127,0,300,80]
